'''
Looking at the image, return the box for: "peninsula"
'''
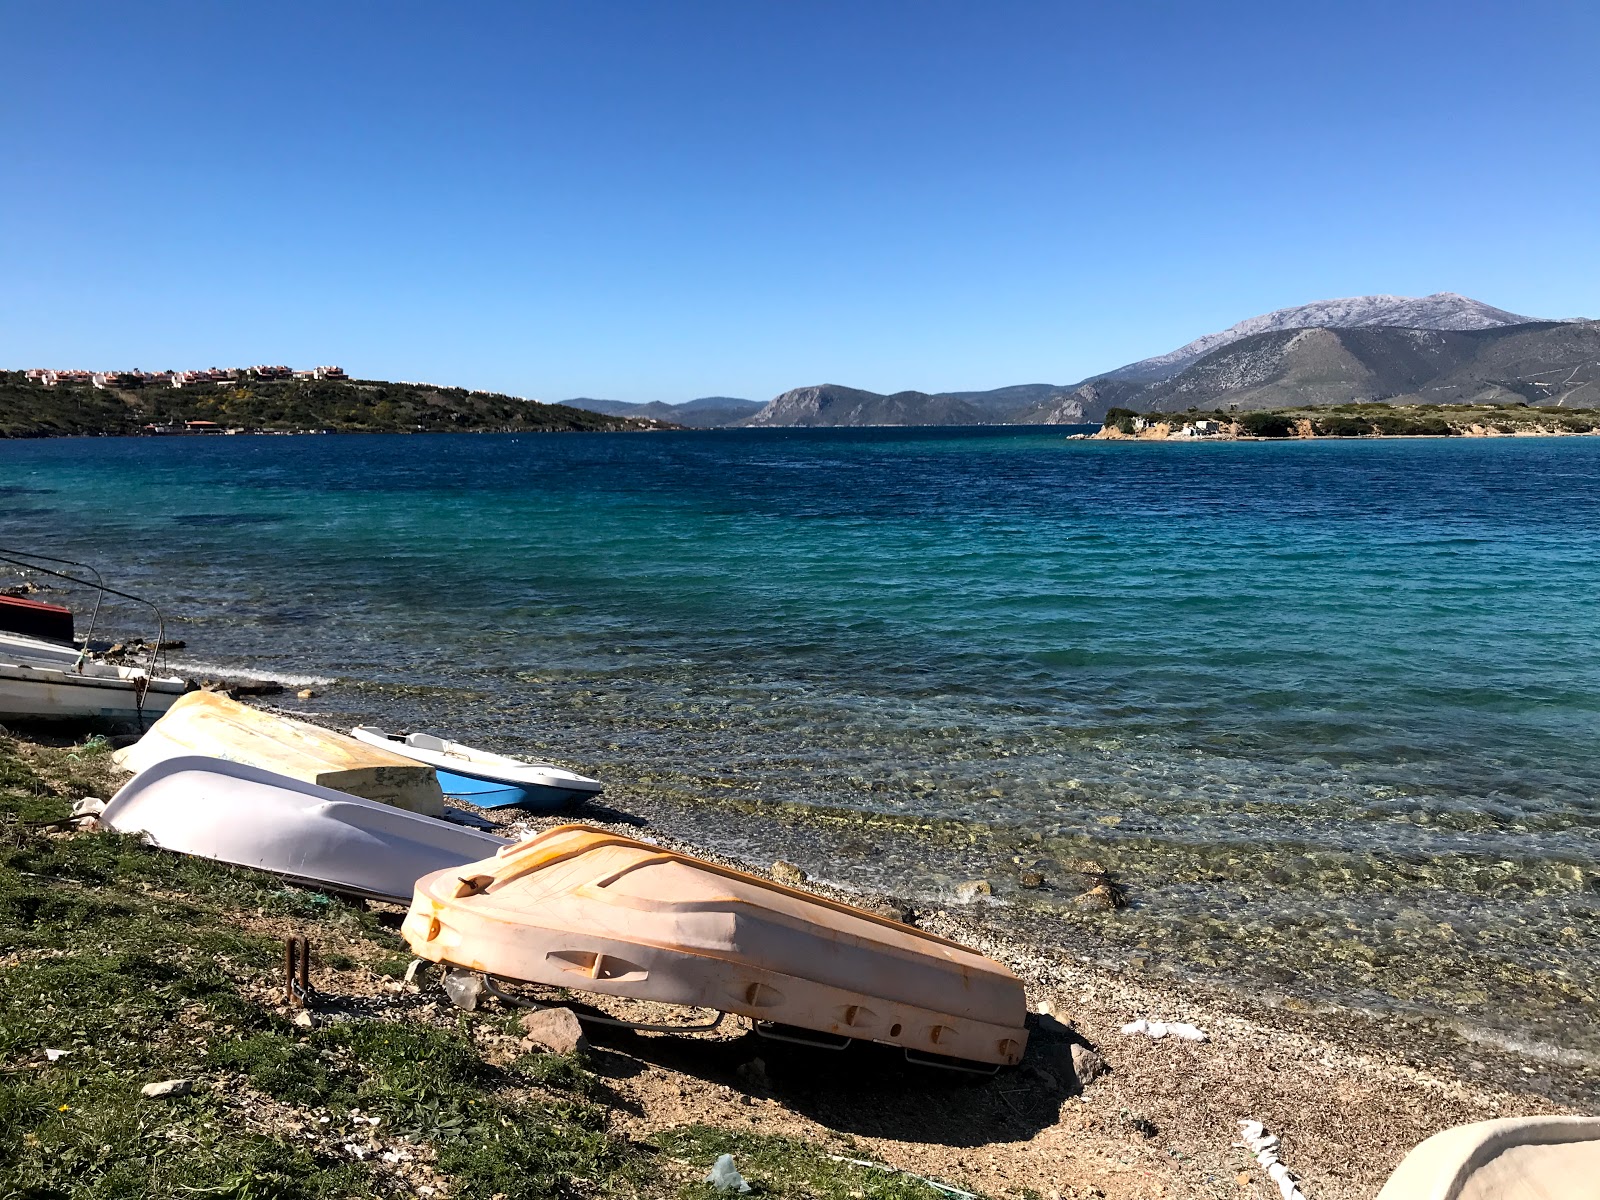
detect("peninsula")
[0,369,672,437]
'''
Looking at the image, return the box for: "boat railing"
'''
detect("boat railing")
[0,549,169,679]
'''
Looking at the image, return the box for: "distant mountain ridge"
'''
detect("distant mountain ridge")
[737,293,1587,427]
[569,396,762,428]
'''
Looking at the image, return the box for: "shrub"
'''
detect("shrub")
[1239,411,1295,438]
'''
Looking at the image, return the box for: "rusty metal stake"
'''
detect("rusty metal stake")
[284,936,313,1006]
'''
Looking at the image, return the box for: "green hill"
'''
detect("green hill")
[0,373,675,437]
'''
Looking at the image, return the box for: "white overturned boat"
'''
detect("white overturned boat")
[0,631,186,726]
[350,726,603,811]
[102,755,508,902]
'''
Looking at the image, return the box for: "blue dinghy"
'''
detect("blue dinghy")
[350,726,603,812]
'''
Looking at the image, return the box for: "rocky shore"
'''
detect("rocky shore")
[4,707,1589,1199]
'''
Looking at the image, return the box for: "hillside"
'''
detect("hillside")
[0,374,672,437]
[1099,292,1536,384]
[1111,320,1600,416]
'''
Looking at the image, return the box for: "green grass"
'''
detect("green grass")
[658,1126,960,1200]
[0,733,911,1200]
[0,732,653,1198]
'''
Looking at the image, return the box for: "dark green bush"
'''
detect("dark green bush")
[1239,411,1295,438]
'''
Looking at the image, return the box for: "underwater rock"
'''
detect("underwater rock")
[770,860,807,886]
[954,879,992,903]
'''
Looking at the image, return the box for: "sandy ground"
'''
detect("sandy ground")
[252,859,1582,1200]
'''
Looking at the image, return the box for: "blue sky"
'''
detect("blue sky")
[4,2,1597,403]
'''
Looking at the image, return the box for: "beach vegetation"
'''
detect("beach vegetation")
[1238,411,1296,438]
[0,731,799,1199]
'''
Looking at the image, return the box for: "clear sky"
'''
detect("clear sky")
[4,2,1597,404]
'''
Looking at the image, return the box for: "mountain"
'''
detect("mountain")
[563,396,762,428]
[1100,293,1535,384]
[742,293,1575,427]
[1089,320,1600,417]
[745,385,990,427]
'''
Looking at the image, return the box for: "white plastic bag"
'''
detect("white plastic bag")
[705,1153,752,1193]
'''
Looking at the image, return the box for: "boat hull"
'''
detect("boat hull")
[434,768,593,811]
[118,693,446,816]
[102,755,508,902]
[403,824,1029,1067]
[350,725,602,812]
[0,661,185,725]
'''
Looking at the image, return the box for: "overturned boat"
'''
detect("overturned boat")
[1377,1115,1600,1200]
[101,755,508,902]
[116,691,446,816]
[403,825,1029,1067]
[350,726,603,811]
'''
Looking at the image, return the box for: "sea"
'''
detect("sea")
[3,427,1597,1063]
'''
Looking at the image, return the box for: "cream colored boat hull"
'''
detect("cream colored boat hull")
[403,825,1029,1067]
[1377,1116,1600,1200]
[114,691,444,816]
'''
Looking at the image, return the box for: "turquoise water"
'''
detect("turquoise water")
[3,428,1597,1056]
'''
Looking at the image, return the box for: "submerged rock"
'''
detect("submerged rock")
[954,879,992,903]
[1019,869,1046,889]
[770,860,807,886]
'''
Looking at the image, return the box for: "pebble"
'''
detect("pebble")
[1070,1043,1108,1085]
[141,1079,194,1098]
[1018,869,1046,889]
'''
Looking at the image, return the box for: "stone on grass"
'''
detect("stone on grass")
[518,1006,586,1055]
[141,1079,194,1099]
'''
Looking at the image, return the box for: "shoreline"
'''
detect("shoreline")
[3,678,1593,1197]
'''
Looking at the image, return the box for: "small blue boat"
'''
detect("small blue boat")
[350,726,603,812]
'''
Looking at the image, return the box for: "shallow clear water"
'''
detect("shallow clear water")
[3,428,1597,1054]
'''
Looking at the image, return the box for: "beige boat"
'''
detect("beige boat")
[403,824,1030,1067]
[114,691,444,816]
[1377,1116,1600,1200]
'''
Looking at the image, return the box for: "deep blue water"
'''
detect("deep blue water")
[3,427,1597,1054]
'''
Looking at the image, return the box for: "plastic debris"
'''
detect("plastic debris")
[44,1049,71,1062]
[705,1153,752,1193]
[71,798,105,818]
[827,1155,979,1199]
[140,1079,193,1098]
[1237,1119,1306,1200]
[441,968,486,1011]
[1121,1018,1207,1041]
